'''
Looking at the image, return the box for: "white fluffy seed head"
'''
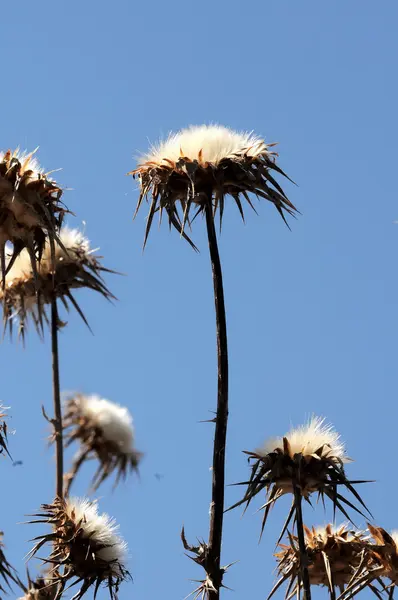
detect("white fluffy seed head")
[65,497,127,573]
[5,227,91,285]
[258,416,348,462]
[390,532,398,549]
[73,395,135,454]
[140,124,268,166]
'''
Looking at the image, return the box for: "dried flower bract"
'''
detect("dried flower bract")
[130,124,297,248]
[0,531,20,593]
[18,574,58,600]
[229,417,370,537]
[1,227,115,339]
[0,149,66,285]
[28,497,130,600]
[272,524,373,600]
[63,393,141,493]
[0,404,11,459]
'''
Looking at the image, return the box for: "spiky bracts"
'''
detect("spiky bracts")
[0,531,19,594]
[0,227,115,339]
[63,394,140,493]
[271,524,373,600]
[130,124,297,249]
[17,575,59,600]
[0,405,11,459]
[0,149,66,285]
[229,417,370,537]
[28,497,130,600]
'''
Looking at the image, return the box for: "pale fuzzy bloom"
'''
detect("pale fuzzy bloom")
[69,395,134,454]
[391,532,398,548]
[0,148,42,176]
[141,124,268,166]
[64,497,128,573]
[258,416,349,463]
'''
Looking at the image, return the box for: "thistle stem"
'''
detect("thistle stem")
[292,479,311,600]
[51,297,64,499]
[205,197,229,599]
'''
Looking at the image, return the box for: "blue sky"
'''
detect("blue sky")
[1,1,397,599]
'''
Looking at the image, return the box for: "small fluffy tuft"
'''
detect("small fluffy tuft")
[65,497,127,572]
[140,124,267,166]
[0,148,42,176]
[258,416,348,462]
[72,395,135,454]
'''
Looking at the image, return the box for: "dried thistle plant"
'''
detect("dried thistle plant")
[271,524,373,600]
[63,393,141,494]
[229,416,370,536]
[17,574,59,600]
[0,226,115,340]
[130,124,296,249]
[0,148,67,285]
[28,497,130,600]
[0,404,11,459]
[132,124,296,599]
[0,531,20,594]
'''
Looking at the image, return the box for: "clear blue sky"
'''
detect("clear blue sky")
[1,1,397,599]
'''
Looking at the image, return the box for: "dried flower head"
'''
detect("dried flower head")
[0,404,11,459]
[130,124,297,248]
[0,531,19,593]
[1,226,114,339]
[17,574,58,600]
[229,417,370,537]
[0,148,66,285]
[63,393,141,493]
[272,524,373,600]
[29,497,130,600]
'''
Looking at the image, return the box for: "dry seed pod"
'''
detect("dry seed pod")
[0,227,115,339]
[28,497,130,600]
[272,524,373,600]
[229,416,370,537]
[130,124,296,249]
[0,149,66,284]
[63,393,141,493]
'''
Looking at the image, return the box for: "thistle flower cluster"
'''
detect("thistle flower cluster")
[0,149,66,284]
[18,575,59,600]
[63,393,141,493]
[230,416,369,537]
[28,497,130,600]
[131,124,296,248]
[0,227,114,338]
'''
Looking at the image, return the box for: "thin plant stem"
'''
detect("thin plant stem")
[292,479,311,600]
[51,296,64,499]
[204,196,229,599]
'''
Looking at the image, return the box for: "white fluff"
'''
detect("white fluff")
[391,532,398,548]
[65,497,127,572]
[73,394,135,454]
[258,416,348,462]
[0,148,42,175]
[140,124,268,166]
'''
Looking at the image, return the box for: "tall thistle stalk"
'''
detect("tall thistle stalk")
[51,297,64,498]
[131,124,295,598]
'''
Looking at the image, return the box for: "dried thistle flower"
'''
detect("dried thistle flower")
[0,531,19,594]
[63,393,141,493]
[28,497,130,600]
[0,148,66,284]
[17,574,59,600]
[0,226,115,339]
[229,416,370,537]
[130,124,297,248]
[271,524,373,600]
[0,404,11,459]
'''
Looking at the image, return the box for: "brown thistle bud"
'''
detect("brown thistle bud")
[0,149,67,285]
[0,226,115,339]
[28,497,130,600]
[229,416,371,537]
[129,124,297,249]
[17,575,59,600]
[272,524,373,599]
[63,393,141,493]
